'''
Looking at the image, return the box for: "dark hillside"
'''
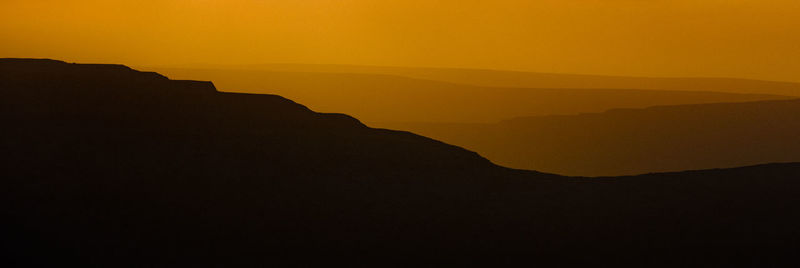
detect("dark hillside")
[2,59,799,266]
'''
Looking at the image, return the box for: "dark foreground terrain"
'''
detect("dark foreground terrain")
[2,59,799,266]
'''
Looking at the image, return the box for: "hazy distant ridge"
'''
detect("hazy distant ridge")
[375,98,800,176]
[147,66,793,123]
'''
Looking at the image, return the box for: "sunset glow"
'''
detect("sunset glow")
[2,0,799,81]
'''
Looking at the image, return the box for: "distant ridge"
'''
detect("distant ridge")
[146,67,792,123]
[152,63,800,96]
[375,98,800,176]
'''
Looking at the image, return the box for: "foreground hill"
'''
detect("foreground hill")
[376,99,800,176]
[3,59,800,266]
[146,67,789,123]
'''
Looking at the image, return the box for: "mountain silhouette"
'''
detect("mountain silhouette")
[146,67,790,123]
[375,99,800,176]
[3,59,800,266]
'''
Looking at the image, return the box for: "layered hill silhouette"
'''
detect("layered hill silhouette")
[3,59,800,266]
[146,67,791,123]
[376,99,800,176]
[154,64,800,96]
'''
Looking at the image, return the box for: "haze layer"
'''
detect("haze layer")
[2,0,799,81]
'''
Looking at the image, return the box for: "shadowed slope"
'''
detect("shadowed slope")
[146,67,790,123]
[0,59,491,171]
[3,59,800,266]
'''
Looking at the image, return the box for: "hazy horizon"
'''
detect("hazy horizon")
[145,63,800,83]
[2,0,799,82]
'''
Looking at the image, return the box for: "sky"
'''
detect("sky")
[1,0,799,81]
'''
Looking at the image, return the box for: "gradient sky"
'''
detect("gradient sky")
[2,0,799,81]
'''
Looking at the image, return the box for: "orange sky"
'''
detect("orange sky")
[2,0,799,81]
